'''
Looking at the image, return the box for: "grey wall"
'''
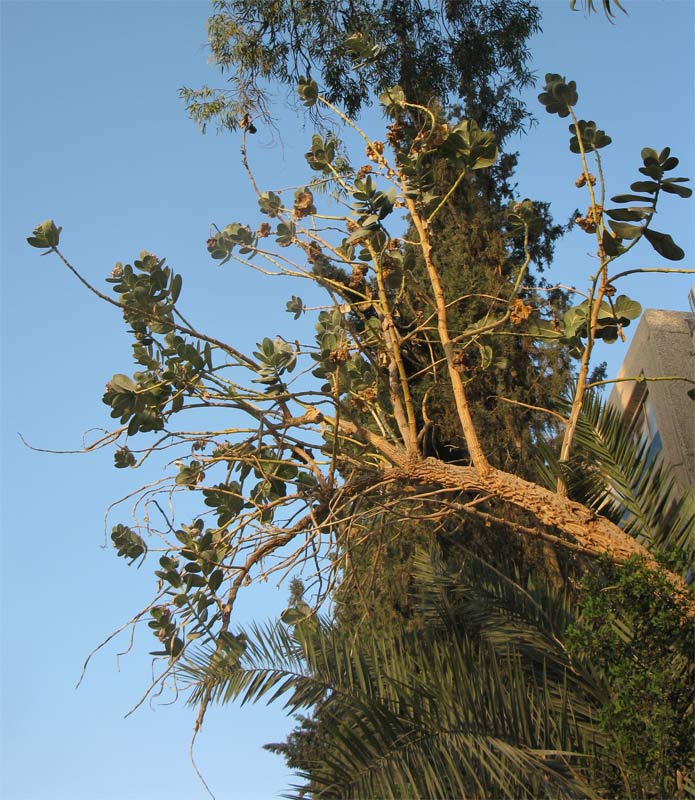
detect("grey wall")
[609,309,695,494]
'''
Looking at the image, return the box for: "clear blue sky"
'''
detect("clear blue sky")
[1,2,693,799]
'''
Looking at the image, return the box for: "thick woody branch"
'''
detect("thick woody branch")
[332,405,673,582]
[334,409,676,582]
[402,190,491,474]
[381,455,692,601]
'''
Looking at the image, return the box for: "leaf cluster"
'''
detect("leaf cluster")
[605,146,691,260]
[566,556,695,797]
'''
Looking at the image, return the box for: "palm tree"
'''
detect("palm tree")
[185,574,604,799]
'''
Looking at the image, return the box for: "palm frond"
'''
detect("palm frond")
[183,607,603,799]
[538,390,695,563]
[410,544,607,705]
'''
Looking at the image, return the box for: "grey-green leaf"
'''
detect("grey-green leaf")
[608,221,643,240]
[27,219,61,249]
[170,273,183,303]
[601,230,622,257]
[613,295,642,320]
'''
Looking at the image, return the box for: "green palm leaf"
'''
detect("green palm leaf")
[538,390,695,562]
[182,601,602,798]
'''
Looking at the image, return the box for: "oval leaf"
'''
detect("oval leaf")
[601,229,622,257]
[642,228,685,261]
[629,180,660,194]
[170,273,182,303]
[111,373,136,392]
[613,295,642,320]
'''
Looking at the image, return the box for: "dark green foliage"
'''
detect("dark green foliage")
[148,603,185,659]
[323,140,574,641]
[399,158,570,472]
[569,119,612,153]
[554,295,641,348]
[187,545,693,798]
[114,446,136,468]
[181,0,541,140]
[97,253,218,434]
[203,482,245,526]
[538,73,578,118]
[566,556,695,798]
[271,364,695,796]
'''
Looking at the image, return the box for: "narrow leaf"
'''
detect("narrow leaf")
[629,180,659,194]
[610,194,654,204]
[660,182,692,198]
[606,207,653,222]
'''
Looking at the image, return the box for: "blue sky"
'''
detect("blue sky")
[1,2,693,799]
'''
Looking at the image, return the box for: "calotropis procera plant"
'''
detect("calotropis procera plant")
[28,75,693,728]
[535,73,691,482]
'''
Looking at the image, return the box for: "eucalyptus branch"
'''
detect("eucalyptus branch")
[556,109,612,490]
[568,107,604,254]
[496,396,569,424]
[75,591,167,689]
[557,268,604,491]
[18,428,122,455]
